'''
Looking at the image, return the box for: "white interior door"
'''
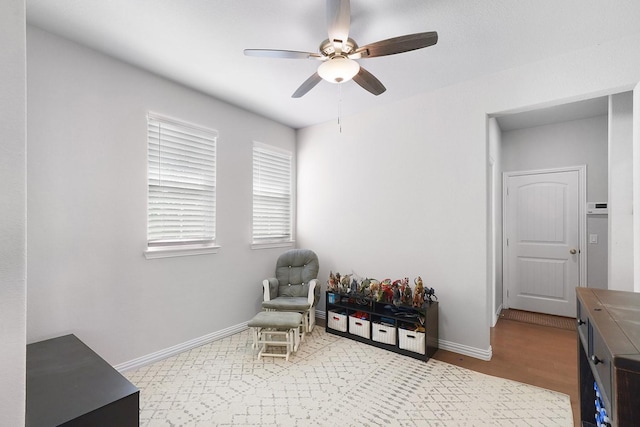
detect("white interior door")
[504,168,581,317]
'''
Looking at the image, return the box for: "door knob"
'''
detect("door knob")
[569,248,577,255]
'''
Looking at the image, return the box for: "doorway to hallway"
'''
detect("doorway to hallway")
[503,167,585,318]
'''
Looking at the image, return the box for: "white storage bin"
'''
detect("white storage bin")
[327,310,347,332]
[349,316,371,339]
[372,323,396,345]
[398,328,426,354]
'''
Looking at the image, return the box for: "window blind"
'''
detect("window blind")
[252,143,292,243]
[147,114,217,246]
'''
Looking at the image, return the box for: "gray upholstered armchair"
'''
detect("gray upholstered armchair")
[262,249,320,332]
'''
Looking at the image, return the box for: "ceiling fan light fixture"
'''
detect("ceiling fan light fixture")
[318,56,360,83]
[245,1,437,98]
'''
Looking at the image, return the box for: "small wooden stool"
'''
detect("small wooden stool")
[248,311,303,361]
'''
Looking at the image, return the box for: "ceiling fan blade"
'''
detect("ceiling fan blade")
[352,67,386,96]
[292,72,323,98]
[326,0,350,52]
[244,49,321,60]
[353,31,438,59]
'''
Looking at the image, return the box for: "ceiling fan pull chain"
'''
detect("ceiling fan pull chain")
[338,84,343,133]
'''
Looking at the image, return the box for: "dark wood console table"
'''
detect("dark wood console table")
[27,334,139,426]
[576,288,640,427]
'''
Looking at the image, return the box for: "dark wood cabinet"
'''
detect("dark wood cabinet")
[325,291,438,361]
[577,288,640,427]
[27,334,139,427]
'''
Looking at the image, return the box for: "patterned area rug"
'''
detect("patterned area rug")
[125,328,573,426]
[499,309,577,331]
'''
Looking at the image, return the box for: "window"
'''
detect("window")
[252,142,293,247]
[145,113,218,258]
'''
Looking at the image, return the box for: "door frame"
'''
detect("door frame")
[502,165,587,310]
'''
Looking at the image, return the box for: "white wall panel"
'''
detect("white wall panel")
[635,84,640,293]
[0,0,26,424]
[25,25,640,364]
[26,27,296,365]
[608,92,634,291]
[502,115,608,201]
[488,118,503,326]
[297,32,640,356]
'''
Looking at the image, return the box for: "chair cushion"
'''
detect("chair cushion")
[275,249,319,287]
[278,283,309,298]
[262,297,311,311]
[248,311,303,329]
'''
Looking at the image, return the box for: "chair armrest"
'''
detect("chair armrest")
[263,278,279,301]
[307,279,319,307]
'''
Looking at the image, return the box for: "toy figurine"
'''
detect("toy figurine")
[400,277,412,305]
[350,278,358,294]
[339,274,351,294]
[327,271,338,291]
[413,276,425,308]
[358,278,369,295]
[368,279,380,300]
[424,287,438,303]
[392,280,401,305]
[380,279,393,303]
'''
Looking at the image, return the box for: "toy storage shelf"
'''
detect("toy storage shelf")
[325,291,438,361]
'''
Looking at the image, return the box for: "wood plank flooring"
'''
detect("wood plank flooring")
[433,317,579,426]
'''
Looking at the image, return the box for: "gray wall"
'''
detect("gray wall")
[635,87,640,293]
[297,32,640,359]
[0,0,27,424]
[488,118,503,324]
[26,27,296,366]
[23,22,640,369]
[501,114,608,201]
[587,215,608,289]
[608,92,634,291]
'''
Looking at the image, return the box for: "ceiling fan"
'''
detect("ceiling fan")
[244,0,438,98]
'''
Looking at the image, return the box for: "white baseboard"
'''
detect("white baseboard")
[315,310,326,320]
[438,339,492,361]
[114,321,248,373]
[116,315,492,372]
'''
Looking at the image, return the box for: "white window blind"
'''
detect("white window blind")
[147,113,217,246]
[253,143,292,244]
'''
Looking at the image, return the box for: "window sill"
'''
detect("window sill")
[144,244,220,259]
[251,241,294,250]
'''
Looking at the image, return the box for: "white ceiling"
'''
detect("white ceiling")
[26,0,640,129]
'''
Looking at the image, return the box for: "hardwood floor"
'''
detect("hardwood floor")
[433,317,579,426]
